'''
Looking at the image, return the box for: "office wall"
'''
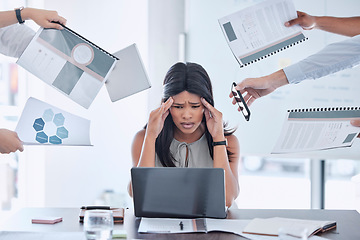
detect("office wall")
[185,0,360,159]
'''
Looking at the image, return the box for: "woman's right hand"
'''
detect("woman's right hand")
[145,97,173,139]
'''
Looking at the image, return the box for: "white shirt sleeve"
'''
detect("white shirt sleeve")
[283,34,360,84]
[0,24,35,58]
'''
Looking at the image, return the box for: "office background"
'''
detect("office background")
[0,0,359,221]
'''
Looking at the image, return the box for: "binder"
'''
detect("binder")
[17,24,151,108]
[272,107,360,153]
[219,0,307,67]
[56,23,119,61]
[17,24,118,108]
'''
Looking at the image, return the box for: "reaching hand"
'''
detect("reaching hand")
[351,119,360,138]
[23,8,67,30]
[145,97,174,139]
[285,11,316,30]
[0,129,24,154]
[201,98,225,141]
[229,70,289,108]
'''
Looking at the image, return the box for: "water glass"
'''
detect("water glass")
[83,210,114,240]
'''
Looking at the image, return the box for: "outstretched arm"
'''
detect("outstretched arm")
[0,8,66,29]
[285,11,360,37]
[230,69,288,107]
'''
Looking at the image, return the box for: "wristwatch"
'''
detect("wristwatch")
[15,6,25,24]
[212,139,227,147]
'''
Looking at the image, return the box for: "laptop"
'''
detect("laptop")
[105,44,151,102]
[131,167,227,219]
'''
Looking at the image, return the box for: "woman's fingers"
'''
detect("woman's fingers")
[201,98,222,120]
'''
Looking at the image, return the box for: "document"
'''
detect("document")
[17,26,118,109]
[138,217,250,236]
[15,97,92,146]
[243,217,336,238]
[272,108,360,153]
[105,44,151,102]
[138,218,332,239]
[219,0,306,67]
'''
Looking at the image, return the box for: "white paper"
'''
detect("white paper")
[219,0,305,66]
[15,97,91,146]
[138,217,250,237]
[273,110,360,153]
[241,233,330,240]
[106,44,151,102]
[0,231,86,240]
[17,27,117,109]
[138,218,197,233]
[206,218,250,236]
[243,217,335,238]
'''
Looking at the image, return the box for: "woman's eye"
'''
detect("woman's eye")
[173,106,183,109]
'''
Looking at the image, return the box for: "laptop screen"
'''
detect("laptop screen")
[131,167,227,219]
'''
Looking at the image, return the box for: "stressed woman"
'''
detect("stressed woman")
[128,62,240,207]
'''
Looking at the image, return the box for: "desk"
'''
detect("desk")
[1,208,360,239]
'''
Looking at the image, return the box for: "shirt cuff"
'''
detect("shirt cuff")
[283,64,306,84]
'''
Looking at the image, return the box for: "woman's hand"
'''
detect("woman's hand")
[201,98,225,141]
[145,97,173,140]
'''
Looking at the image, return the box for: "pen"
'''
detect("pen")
[179,221,184,230]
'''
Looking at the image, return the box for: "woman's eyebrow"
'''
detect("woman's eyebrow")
[189,101,201,105]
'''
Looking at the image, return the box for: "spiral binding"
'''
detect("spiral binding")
[240,37,308,68]
[55,22,119,60]
[287,106,360,112]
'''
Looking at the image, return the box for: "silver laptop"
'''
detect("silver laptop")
[131,167,227,219]
[105,44,151,102]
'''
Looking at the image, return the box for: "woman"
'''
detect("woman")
[129,62,240,207]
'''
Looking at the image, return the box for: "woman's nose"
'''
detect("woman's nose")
[181,108,192,119]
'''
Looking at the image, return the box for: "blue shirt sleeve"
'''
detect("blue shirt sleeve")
[283,34,360,84]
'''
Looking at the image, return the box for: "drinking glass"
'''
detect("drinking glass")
[83,210,114,240]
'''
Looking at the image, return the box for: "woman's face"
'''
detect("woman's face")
[169,91,205,135]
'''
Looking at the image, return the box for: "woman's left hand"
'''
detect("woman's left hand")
[201,98,225,141]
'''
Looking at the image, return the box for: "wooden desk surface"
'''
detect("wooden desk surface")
[1,208,360,239]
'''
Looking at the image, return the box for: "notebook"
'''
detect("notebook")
[105,44,151,102]
[273,107,360,153]
[243,217,336,237]
[219,0,307,67]
[131,167,227,219]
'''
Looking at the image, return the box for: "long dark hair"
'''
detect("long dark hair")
[154,62,235,167]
